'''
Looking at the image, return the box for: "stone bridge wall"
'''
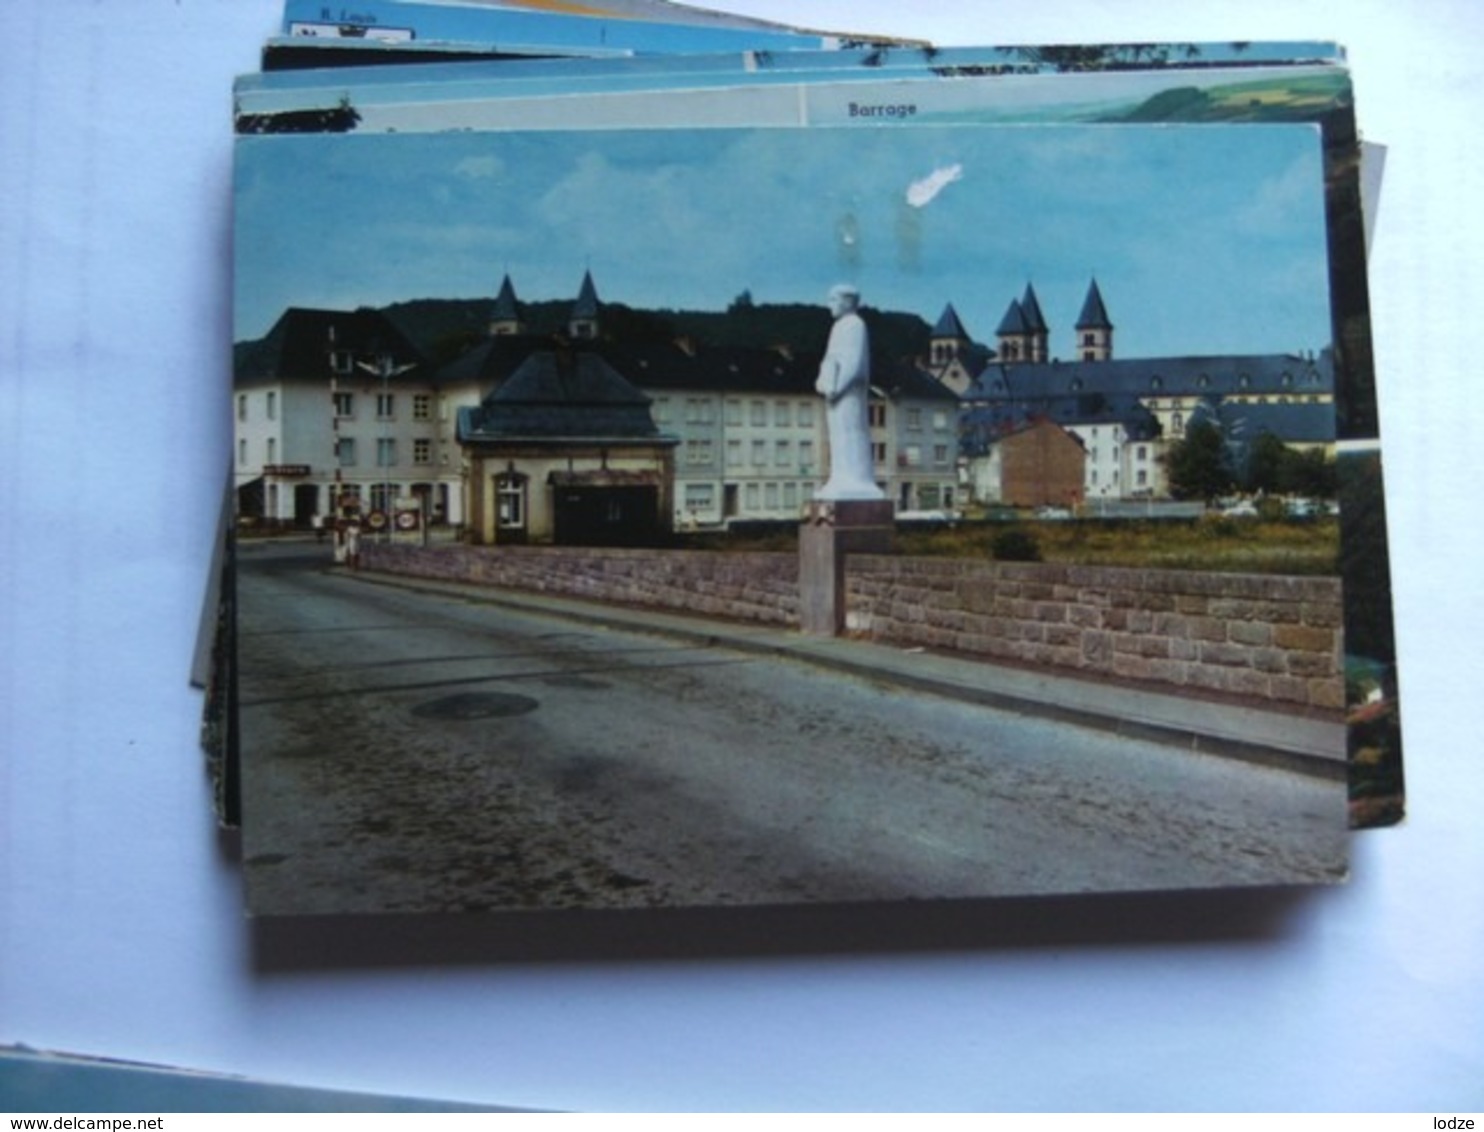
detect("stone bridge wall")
[360,543,1343,710]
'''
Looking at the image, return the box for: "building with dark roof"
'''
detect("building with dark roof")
[457,348,678,545]
[945,280,1334,506]
[435,272,963,528]
[232,307,448,527]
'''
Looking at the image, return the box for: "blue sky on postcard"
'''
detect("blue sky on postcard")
[234,123,1331,359]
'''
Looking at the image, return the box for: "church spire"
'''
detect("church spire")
[1020,283,1049,363]
[488,273,524,337]
[995,297,1030,363]
[568,269,601,340]
[930,302,971,367]
[1075,278,1113,361]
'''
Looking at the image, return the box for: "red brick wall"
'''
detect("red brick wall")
[361,543,1342,710]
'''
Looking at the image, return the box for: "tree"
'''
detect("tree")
[1163,420,1232,501]
[1245,431,1289,495]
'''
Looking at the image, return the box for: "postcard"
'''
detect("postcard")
[227,42,1400,833]
[232,120,1364,914]
[278,0,843,56]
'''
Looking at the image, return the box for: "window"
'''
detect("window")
[414,439,432,464]
[773,401,790,426]
[1171,412,1184,437]
[726,439,743,468]
[725,400,742,426]
[337,438,356,467]
[869,403,887,428]
[686,439,713,466]
[872,441,887,464]
[266,391,277,420]
[799,440,815,469]
[744,483,760,510]
[496,475,526,529]
[919,485,941,509]
[236,394,247,422]
[765,483,779,509]
[376,394,395,420]
[237,438,247,466]
[797,401,814,427]
[933,444,949,466]
[903,445,922,468]
[907,408,922,431]
[330,350,353,374]
[783,482,798,508]
[266,438,276,463]
[751,439,766,467]
[370,483,395,514]
[413,394,432,421]
[685,398,713,425]
[1083,332,1096,346]
[775,440,791,467]
[333,392,354,417]
[933,410,948,431]
[376,438,396,467]
[750,401,766,426]
[1137,470,1148,487]
[1137,446,1148,462]
[684,483,714,512]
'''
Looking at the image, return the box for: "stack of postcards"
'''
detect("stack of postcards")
[210,0,1402,919]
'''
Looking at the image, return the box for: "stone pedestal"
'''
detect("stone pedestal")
[798,499,894,636]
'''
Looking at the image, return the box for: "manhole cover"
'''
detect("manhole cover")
[410,692,540,720]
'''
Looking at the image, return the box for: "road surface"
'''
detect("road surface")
[237,542,1347,915]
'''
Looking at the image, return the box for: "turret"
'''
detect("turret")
[568,269,601,340]
[488,274,525,337]
[929,302,972,367]
[1075,278,1113,361]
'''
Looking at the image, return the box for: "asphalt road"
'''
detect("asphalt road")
[237,541,1348,915]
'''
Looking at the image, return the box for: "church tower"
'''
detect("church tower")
[929,302,972,367]
[488,273,525,337]
[1019,283,1049,363]
[568,269,601,341]
[1075,278,1113,362]
[996,297,1031,363]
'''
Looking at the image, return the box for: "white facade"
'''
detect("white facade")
[235,375,478,527]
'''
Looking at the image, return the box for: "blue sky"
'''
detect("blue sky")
[235,123,1333,360]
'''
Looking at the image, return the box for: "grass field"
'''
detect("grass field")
[897,516,1341,575]
[696,516,1341,577]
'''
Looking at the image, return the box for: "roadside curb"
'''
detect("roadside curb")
[335,566,1347,782]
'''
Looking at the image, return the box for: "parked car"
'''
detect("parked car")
[1220,500,1259,518]
[1032,505,1073,521]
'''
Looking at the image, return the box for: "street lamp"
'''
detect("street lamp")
[357,352,416,542]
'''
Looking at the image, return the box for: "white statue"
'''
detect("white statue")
[814,284,884,501]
